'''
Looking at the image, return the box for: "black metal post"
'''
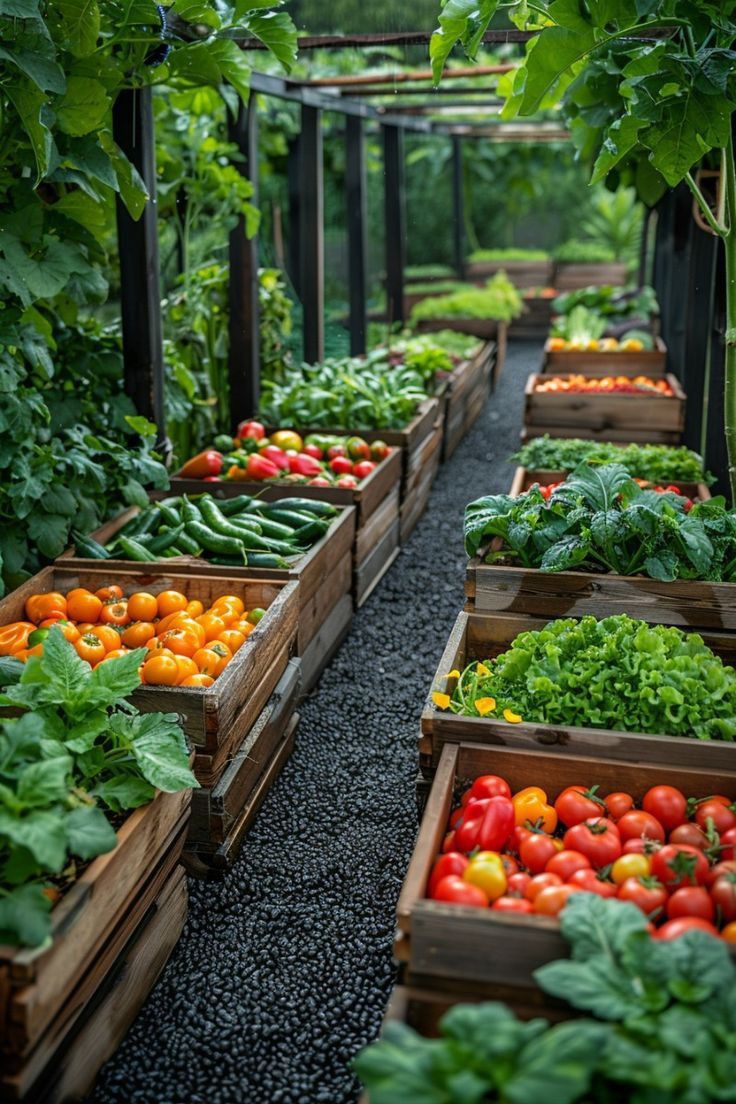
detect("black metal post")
[286,134,301,295]
[637,206,653,289]
[383,124,406,325]
[300,104,324,362]
[228,98,260,424]
[112,87,166,441]
[683,220,719,456]
[704,246,729,495]
[345,115,368,355]
[451,135,465,279]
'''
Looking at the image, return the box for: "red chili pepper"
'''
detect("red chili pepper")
[454,795,515,854]
[260,445,290,471]
[179,450,223,479]
[245,453,280,481]
[287,453,323,477]
[237,419,265,440]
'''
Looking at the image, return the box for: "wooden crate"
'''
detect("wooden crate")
[555,261,628,290]
[420,610,736,775]
[507,465,710,501]
[523,372,685,443]
[542,336,668,377]
[400,416,444,544]
[354,487,400,607]
[0,788,190,1084]
[509,295,554,340]
[442,342,496,461]
[417,321,508,389]
[185,659,301,873]
[59,504,355,662]
[464,259,554,287]
[397,741,736,995]
[0,567,298,776]
[2,867,188,1104]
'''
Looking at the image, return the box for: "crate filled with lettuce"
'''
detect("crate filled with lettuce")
[544,305,667,376]
[0,631,196,1100]
[464,248,554,287]
[464,463,736,631]
[61,489,356,693]
[421,611,736,779]
[554,240,628,289]
[507,437,712,501]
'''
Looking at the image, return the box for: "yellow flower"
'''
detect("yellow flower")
[476,663,491,677]
[503,708,522,724]
[444,669,461,679]
[475,697,497,716]
[432,692,451,710]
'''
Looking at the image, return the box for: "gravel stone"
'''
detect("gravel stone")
[89,341,539,1104]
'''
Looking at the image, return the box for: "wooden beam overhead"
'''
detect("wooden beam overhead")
[237,30,534,49]
[301,64,515,87]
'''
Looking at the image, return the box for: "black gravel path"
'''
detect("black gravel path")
[91,341,540,1104]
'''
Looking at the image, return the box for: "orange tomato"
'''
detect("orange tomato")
[233,619,255,638]
[99,600,130,626]
[100,648,130,662]
[141,654,179,686]
[50,620,80,644]
[218,629,245,654]
[76,622,95,635]
[75,634,106,666]
[161,628,198,658]
[122,621,156,648]
[25,592,67,624]
[207,641,232,675]
[212,595,245,616]
[38,614,68,628]
[89,624,123,652]
[196,612,227,642]
[173,655,198,683]
[156,590,188,618]
[24,643,44,659]
[186,599,204,618]
[146,637,173,653]
[168,614,205,647]
[179,673,215,688]
[66,588,102,623]
[193,647,221,677]
[94,585,123,602]
[0,622,34,656]
[127,592,159,622]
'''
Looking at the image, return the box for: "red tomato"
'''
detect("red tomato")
[327,444,347,459]
[441,831,456,854]
[468,775,512,801]
[509,825,532,854]
[720,826,736,861]
[433,875,489,908]
[669,823,709,850]
[336,475,358,489]
[563,818,622,868]
[307,477,331,487]
[533,884,582,917]
[654,917,719,940]
[330,456,354,475]
[651,843,710,888]
[449,807,464,829]
[706,860,736,888]
[545,850,591,881]
[666,886,714,922]
[352,461,377,481]
[525,872,563,901]
[519,833,564,874]
[617,810,665,844]
[507,872,532,897]
[501,854,520,878]
[642,785,687,831]
[303,443,323,460]
[554,785,606,828]
[617,876,668,916]
[604,791,635,820]
[710,872,736,921]
[568,868,619,897]
[237,419,265,440]
[492,896,534,913]
[623,837,662,857]
[428,852,468,897]
[694,798,736,835]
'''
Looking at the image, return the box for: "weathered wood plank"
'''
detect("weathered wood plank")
[543,337,667,377]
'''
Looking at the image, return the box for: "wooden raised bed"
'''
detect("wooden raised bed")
[400,413,444,544]
[184,658,301,874]
[509,295,554,340]
[0,787,190,1097]
[555,261,627,290]
[542,336,668,377]
[420,610,736,776]
[464,259,554,287]
[507,465,711,501]
[441,341,496,461]
[59,502,356,691]
[0,567,298,782]
[417,319,508,389]
[523,372,685,444]
[397,741,736,996]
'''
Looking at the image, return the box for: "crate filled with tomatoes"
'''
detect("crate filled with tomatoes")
[396,741,736,996]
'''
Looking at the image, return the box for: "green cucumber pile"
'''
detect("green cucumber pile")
[73,495,338,568]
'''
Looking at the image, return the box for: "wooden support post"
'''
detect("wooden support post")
[383,124,406,326]
[228,98,260,424]
[451,135,465,279]
[113,87,166,441]
[300,104,324,363]
[345,115,368,355]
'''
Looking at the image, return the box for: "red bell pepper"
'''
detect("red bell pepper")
[454,795,515,854]
[237,419,265,440]
[260,445,290,471]
[179,450,223,479]
[287,453,323,477]
[245,453,280,481]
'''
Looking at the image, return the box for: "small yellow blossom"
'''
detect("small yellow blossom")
[503,708,523,724]
[476,663,491,677]
[444,669,461,679]
[475,697,497,716]
[432,692,451,710]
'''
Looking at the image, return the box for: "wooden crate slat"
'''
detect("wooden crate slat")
[542,336,667,377]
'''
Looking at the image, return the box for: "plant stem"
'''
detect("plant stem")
[722,131,736,504]
[685,171,728,236]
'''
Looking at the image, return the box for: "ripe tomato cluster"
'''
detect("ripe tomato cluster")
[427,773,736,941]
[1,586,264,687]
[535,374,673,395]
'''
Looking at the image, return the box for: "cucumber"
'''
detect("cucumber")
[292,519,331,545]
[240,515,293,541]
[172,529,203,555]
[184,520,246,560]
[117,536,158,562]
[245,552,292,568]
[74,533,110,560]
[145,524,186,555]
[180,497,203,524]
[271,498,338,517]
[155,501,182,527]
[218,494,254,516]
[258,507,318,529]
[198,497,263,542]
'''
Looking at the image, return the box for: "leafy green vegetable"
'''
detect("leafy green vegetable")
[513,436,711,485]
[468,247,551,262]
[554,240,617,264]
[445,613,736,741]
[410,272,523,324]
[0,628,197,947]
[550,305,607,345]
[552,285,659,323]
[465,464,731,580]
[404,263,456,280]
